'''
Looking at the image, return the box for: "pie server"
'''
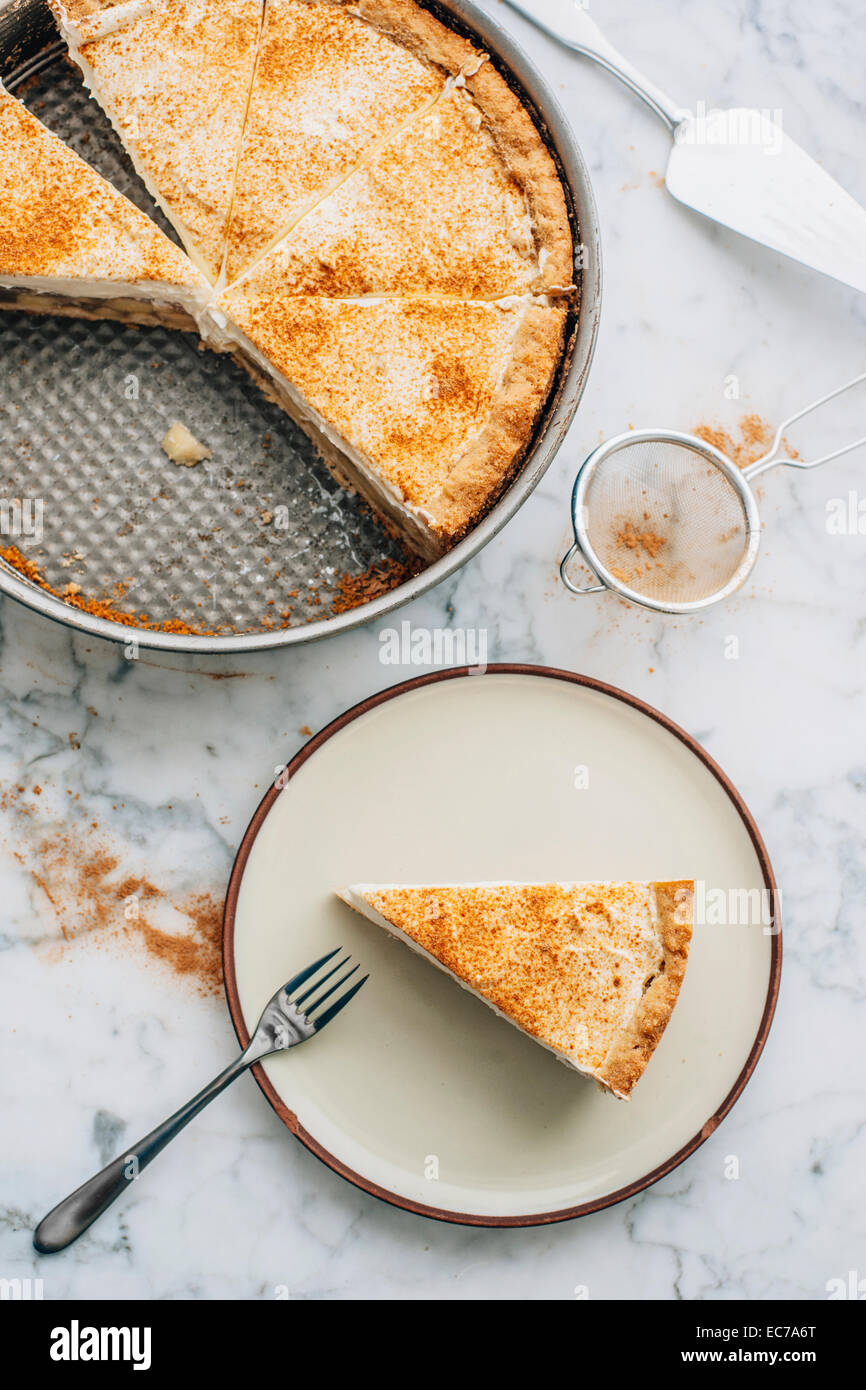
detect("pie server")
[503,0,866,295]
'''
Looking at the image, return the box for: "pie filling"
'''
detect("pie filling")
[63,35,218,281]
[51,0,265,282]
[0,278,204,331]
[221,0,451,283]
[56,0,155,44]
[339,887,609,1084]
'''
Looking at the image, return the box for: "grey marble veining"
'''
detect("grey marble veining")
[1,0,865,1301]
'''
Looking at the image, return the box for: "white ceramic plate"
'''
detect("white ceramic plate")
[224,667,780,1225]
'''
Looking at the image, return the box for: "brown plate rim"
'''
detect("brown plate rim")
[222,664,782,1227]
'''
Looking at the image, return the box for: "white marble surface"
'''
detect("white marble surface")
[3,0,866,1300]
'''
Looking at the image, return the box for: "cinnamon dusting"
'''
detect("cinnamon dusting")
[693,413,775,469]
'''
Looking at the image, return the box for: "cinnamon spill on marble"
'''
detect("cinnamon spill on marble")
[0,781,223,995]
[693,412,799,469]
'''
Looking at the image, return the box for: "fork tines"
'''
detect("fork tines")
[286,948,368,1031]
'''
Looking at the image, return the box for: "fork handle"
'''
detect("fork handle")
[33,1052,250,1254]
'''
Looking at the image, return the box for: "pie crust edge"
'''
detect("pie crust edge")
[425,300,569,546]
[597,879,694,1099]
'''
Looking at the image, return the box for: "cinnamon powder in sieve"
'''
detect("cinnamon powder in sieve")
[616,521,668,559]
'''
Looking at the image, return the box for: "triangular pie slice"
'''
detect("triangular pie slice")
[209,291,567,558]
[51,0,264,282]
[339,881,693,1098]
[225,78,568,299]
[326,0,575,292]
[0,82,208,329]
[222,0,445,284]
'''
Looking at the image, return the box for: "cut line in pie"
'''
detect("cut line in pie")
[52,0,264,282]
[223,0,446,284]
[225,80,555,300]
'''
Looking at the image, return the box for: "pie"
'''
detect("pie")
[51,0,264,281]
[33,0,575,560]
[338,880,694,1097]
[221,78,568,301]
[223,0,444,283]
[0,80,208,329]
[213,295,566,557]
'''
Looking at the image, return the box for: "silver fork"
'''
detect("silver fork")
[33,949,368,1254]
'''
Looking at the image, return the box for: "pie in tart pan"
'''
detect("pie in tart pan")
[0,0,579,562]
[225,669,780,1225]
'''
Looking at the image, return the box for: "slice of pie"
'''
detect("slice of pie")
[0,82,209,329]
[223,77,570,300]
[51,0,264,282]
[333,0,575,290]
[209,292,567,558]
[222,0,445,283]
[339,881,694,1097]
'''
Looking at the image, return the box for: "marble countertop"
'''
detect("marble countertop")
[3,0,865,1300]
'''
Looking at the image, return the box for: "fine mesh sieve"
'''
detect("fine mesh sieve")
[561,373,866,613]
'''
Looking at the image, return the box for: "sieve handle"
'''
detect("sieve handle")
[744,371,866,480]
[560,542,605,595]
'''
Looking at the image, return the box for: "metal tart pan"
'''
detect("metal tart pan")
[0,0,601,652]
